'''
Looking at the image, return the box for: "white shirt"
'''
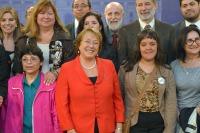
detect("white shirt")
[37,43,50,73]
[74,18,79,37]
[139,18,155,31]
[185,19,200,29]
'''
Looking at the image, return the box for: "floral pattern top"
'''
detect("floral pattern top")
[136,67,159,112]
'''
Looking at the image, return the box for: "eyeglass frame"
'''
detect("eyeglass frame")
[73,3,89,9]
[186,38,200,46]
[21,56,41,63]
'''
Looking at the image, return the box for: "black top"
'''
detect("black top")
[89,76,97,84]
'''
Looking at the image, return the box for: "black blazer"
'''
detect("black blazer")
[0,45,10,98]
[118,19,176,64]
[66,22,76,41]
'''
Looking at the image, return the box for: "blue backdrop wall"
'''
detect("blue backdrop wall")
[0,0,183,25]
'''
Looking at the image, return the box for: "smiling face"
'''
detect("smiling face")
[0,12,17,35]
[79,32,100,60]
[185,30,200,57]
[180,0,200,22]
[136,0,157,23]
[37,6,55,29]
[104,3,124,31]
[140,37,158,62]
[84,15,102,32]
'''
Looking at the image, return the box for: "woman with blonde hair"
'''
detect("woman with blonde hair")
[0,6,22,109]
[0,6,22,71]
[13,0,74,84]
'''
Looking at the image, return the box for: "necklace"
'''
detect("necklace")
[81,60,96,70]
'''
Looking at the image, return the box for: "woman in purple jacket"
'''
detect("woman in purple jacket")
[3,44,60,133]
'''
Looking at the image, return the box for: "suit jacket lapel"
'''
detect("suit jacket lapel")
[154,19,162,35]
[157,67,167,107]
[126,63,138,96]
[134,20,141,34]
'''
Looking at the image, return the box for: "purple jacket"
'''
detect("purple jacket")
[2,73,60,133]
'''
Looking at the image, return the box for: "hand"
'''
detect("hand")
[44,71,56,85]
[115,123,122,133]
[0,96,3,107]
[67,129,76,133]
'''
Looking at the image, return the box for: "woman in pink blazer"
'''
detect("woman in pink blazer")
[55,29,124,133]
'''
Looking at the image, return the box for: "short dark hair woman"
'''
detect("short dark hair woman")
[119,29,177,133]
[3,44,60,133]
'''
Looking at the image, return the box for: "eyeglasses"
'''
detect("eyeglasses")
[186,38,200,46]
[21,56,40,63]
[73,3,89,9]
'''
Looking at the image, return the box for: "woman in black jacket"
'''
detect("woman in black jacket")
[13,0,74,85]
[0,45,10,106]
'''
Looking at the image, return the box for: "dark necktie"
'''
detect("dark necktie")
[189,24,198,28]
[144,24,151,30]
[112,33,118,48]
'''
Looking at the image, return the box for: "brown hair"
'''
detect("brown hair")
[124,29,166,72]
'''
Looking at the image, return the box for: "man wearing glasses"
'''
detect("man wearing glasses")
[66,0,91,41]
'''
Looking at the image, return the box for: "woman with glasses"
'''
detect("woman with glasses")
[3,44,60,133]
[171,25,200,132]
[55,29,124,133]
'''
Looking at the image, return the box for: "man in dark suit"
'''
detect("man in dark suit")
[104,2,124,44]
[174,0,200,37]
[118,0,175,64]
[66,0,91,41]
[104,2,124,71]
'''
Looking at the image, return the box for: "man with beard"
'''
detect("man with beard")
[104,2,124,44]
[174,0,200,37]
[66,0,91,41]
[118,0,176,65]
[104,2,124,71]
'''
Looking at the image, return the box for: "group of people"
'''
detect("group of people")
[0,0,199,133]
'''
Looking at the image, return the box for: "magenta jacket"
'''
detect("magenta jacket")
[2,73,60,133]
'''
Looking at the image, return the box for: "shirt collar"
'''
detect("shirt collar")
[139,18,155,30]
[23,73,40,89]
[185,19,200,29]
